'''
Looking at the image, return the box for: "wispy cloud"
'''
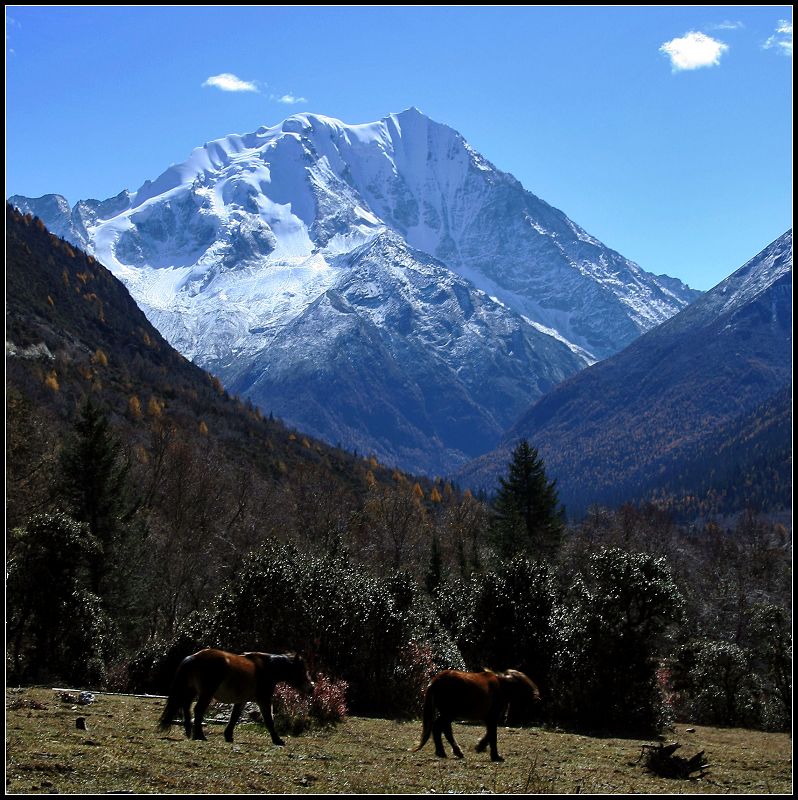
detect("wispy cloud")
[763,20,793,56]
[273,93,308,105]
[711,21,744,31]
[7,13,20,55]
[202,73,259,93]
[660,31,729,71]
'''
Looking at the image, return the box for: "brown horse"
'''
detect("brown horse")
[158,648,314,745]
[412,668,541,762]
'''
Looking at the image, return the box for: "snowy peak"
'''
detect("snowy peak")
[659,229,792,336]
[10,108,703,475]
[11,108,698,358]
[707,229,791,315]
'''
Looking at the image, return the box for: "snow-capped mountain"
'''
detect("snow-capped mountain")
[11,108,699,474]
[458,230,792,511]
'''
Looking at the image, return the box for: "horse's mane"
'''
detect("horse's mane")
[503,669,541,695]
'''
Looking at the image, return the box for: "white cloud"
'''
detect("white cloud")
[660,31,729,71]
[763,20,793,56]
[273,93,308,105]
[712,21,744,31]
[202,73,259,93]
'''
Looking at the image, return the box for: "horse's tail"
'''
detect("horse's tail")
[411,684,435,752]
[158,689,182,732]
[158,656,192,732]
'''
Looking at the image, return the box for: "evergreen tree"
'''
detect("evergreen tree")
[492,439,564,560]
[425,532,444,595]
[57,397,137,607]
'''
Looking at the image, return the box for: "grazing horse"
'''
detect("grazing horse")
[158,648,314,745]
[412,668,541,762]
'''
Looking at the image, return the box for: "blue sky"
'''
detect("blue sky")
[5,6,792,290]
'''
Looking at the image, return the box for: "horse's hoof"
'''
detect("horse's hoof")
[453,751,464,759]
[491,755,505,763]
[273,739,286,747]
[435,752,447,759]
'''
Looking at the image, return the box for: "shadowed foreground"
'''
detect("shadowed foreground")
[5,688,791,794]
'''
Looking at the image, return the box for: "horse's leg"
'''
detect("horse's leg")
[191,692,213,740]
[432,718,447,758]
[475,729,490,753]
[486,719,503,762]
[442,720,464,759]
[182,698,193,738]
[257,696,285,747]
[224,703,244,743]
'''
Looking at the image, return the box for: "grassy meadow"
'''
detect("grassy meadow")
[5,687,792,794]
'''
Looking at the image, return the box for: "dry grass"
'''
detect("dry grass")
[5,687,792,794]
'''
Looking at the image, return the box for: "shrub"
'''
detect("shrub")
[126,629,205,694]
[7,512,117,686]
[668,602,791,732]
[273,672,349,735]
[550,547,684,734]
[440,556,556,697]
[746,603,791,731]
[672,639,761,728]
[193,540,464,718]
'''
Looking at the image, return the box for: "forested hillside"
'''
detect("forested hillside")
[6,206,791,738]
[6,203,475,640]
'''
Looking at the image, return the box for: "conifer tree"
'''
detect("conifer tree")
[492,439,564,561]
[57,397,136,604]
[425,532,444,595]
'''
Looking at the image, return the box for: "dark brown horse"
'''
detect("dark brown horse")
[412,668,541,762]
[158,648,314,745]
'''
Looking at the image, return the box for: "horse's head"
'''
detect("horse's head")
[285,652,315,694]
[500,669,542,709]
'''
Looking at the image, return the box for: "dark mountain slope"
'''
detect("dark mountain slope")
[5,204,412,533]
[647,383,792,517]
[458,231,792,517]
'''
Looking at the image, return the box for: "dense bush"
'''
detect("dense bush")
[549,548,684,733]
[671,602,791,731]
[439,556,555,701]
[745,603,792,730]
[671,639,761,728]
[186,540,464,718]
[7,512,118,686]
[125,630,205,695]
[434,549,686,734]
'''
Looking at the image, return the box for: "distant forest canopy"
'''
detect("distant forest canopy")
[5,205,792,736]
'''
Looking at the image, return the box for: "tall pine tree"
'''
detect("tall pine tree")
[492,439,564,561]
[57,397,137,608]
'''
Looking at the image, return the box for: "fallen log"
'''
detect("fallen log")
[636,741,709,779]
